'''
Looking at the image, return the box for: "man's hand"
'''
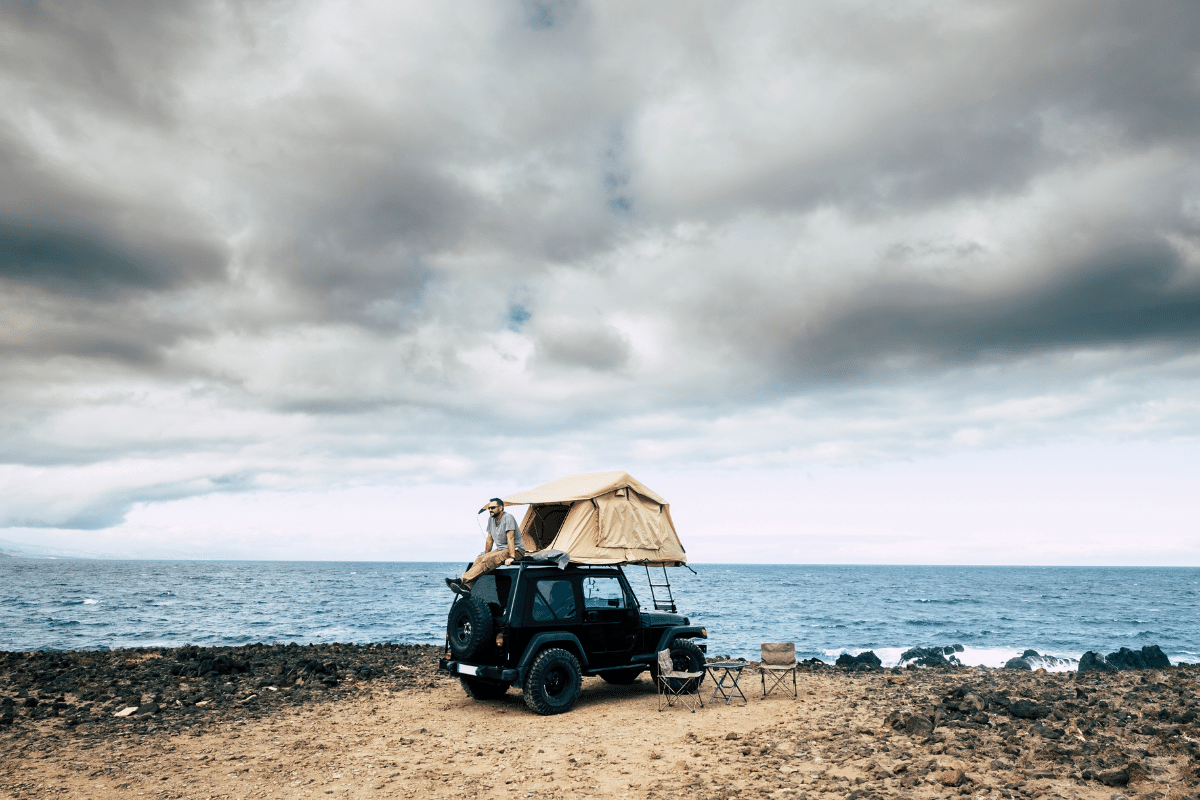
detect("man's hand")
[504,558,514,566]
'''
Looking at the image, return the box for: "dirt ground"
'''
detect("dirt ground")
[2,651,1198,800]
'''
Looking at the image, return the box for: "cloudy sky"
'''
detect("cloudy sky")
[2,0,1198,565]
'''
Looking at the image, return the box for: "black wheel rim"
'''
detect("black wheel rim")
[455,616,471,645]
[544,665,567,697]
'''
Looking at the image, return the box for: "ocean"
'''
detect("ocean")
[2,560,1197,669]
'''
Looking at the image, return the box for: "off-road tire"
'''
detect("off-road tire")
[447,596,493,661]
[459,676,509,700]
[600,668,644,684]
[522,648,582,715]
[651,639,705,693]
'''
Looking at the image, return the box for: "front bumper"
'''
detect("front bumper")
[439,658,519,683]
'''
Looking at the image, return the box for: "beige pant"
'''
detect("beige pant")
[463,549,524,586]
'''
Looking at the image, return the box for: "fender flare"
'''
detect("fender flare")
[516,632,589,682]
[653,625,707,655]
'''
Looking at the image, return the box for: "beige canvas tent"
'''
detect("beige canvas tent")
[503,471,687,567]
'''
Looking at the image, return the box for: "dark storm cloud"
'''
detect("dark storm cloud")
[0,214,225,299]
[665,1,1200,221]
[271,161,476,328]
[0,134,227,300]
[780,235,1200,380]
[1033,1,1200,146]
[0,0,215,120]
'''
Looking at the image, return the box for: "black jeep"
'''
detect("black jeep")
[438,562,707,715]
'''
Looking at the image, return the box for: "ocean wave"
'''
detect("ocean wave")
[83,598,99,605]
[826,645,1082,671]
[916,598,982,605]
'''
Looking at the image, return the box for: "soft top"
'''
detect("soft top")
[503,471,686,567]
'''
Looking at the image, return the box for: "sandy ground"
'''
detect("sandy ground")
[3,660,1198,800]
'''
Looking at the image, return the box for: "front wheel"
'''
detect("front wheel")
[522,648,582,715]
[652,639,705,693]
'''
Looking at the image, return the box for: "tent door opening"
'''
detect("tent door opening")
[644,565,677,612]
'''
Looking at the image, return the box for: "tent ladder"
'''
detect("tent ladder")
[644,565,677,612]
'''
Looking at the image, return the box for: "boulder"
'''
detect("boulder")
[1004,649,1043,670]
[900,645,964,668]
[835,651,882,670]
[1010,699,1051,719]
[938,769,966,787]
[905,715,934,737]
[1107,647,1149,670]
[1078,651,1116,673]
[1079,645,1170,673]
[1095,768,1130,787]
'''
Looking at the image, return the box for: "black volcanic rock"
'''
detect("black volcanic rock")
[1010,699,1052,719]
[836,651,882,670]
[901,645,964,667]
[0,642,444,734]
[1079,645,1170,673]
[1079,651,1115,672]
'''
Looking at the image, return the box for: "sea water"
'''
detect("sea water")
[2,560,1197,669]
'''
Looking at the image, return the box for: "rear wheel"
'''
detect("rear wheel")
[447,596,493,661]
[522,648,582,715]
[600,668,644,685]
[459,676,508,700]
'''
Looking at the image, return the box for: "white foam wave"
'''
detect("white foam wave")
[824,646,1081,672]
[83,598,99,605]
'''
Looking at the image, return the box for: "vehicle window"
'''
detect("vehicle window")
[531,579,577,622]
[583,576,628,610]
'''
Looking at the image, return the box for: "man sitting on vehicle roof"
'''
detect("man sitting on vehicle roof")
[446,498,524,596]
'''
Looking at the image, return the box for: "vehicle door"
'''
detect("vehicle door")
[580,574,639,666]
[525,576,582,653]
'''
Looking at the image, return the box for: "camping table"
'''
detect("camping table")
[705,661,749,705]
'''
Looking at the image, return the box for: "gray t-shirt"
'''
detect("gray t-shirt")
[487,511,523,552]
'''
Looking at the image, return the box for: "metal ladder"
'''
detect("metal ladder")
[644,565,677,612]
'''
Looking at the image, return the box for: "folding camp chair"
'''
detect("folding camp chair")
[656,649,704,712]
[759,642,799,698]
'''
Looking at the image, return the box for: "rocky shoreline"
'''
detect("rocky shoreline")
[0,642,442,738]
[2,643,1198,799]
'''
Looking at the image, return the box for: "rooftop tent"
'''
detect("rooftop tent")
[503,471,687,566]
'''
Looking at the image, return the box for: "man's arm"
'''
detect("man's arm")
[504,531,517,563]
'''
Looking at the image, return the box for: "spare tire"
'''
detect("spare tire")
[447,596,493,661]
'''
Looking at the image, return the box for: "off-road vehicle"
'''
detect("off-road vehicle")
[438,562,707,715]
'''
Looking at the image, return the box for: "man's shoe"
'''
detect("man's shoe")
[444,577,456,592]
[455,580,472,596]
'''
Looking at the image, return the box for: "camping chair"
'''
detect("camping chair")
[656,649,704,712]
[759,642,799,698]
